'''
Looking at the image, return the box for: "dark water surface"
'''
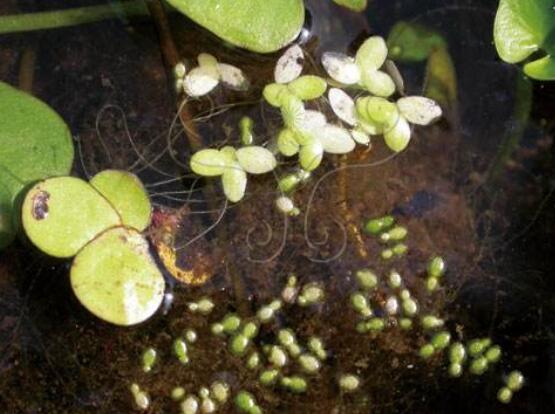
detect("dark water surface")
[1,0,554,413]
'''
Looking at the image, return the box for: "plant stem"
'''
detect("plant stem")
[0,0,150,35]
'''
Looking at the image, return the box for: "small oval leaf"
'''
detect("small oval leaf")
[277,128,300,156]
[183,67,219,97]
[397,96,442,125]
[356,36,388,70]
[287,75,327,100]
[299,140,324,171]
[383,116,411,152]
[218,63,250,91]
[328,88,356,126]
[222,161,247,202]
[190,149,228,177]
[321,52,361,85]
[317,125,356,154]
[275,44,305,83]
[360,69,396,97]
[236,146,277,174]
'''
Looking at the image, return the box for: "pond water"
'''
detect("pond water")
[1,0,554,413]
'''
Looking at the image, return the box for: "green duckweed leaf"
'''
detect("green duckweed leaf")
[360,69,396,97]
[383,116,411,152]
[263,83,290,107]
[357,97,399,129]
[397,96,443,126]
[0,81,74,209]
[281,94,306,129]
[70,226,165,326]
[21,176,121,258]
[494,0,555,64]
[332,0,368,12]
[222,161,247,202]
[0,182,15,250]
[287,75,327,101]
[277,128,300,156]
[356,36,388,70]
[90,170,151,232]
[387,21,447,62]
[299,140,324,171]
[236,146,277,175]
[166,0,305,53]
[190,149,228,177]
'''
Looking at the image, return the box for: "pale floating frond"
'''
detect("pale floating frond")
[280,94,306,128]
[277,128,300,156]
[275,44,304,84]
[218,63,250,91]
[198,53,219,68]
[297,109,327,131]
[321,52,361,85]
[355,36,388,70]
[299,139,324,171]
[236,146,277,175]
[183,67,219,97]
[263,83,290,107]
[222,161,247,203]
[397,96,442,125]
[317,125,356,154]
[360,68,396,97]
[328,88,356,126]
[383,116,411,152]
[358,119,383,135]
[287,75,327,100]
[350,129,371,145]
[219,146,237,164]
[190,149,227,176]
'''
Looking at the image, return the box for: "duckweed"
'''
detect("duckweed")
[189,297,215,314]
[246,352,260,369]
[230,334,250,356]
[268,345,288,367]
[449,343,466,363]
[181,395,199,414]
[448,362,463,378]
[308,337,327,360]
[298,283,325,306]
[222,313,242,333]
[278,329,296,347]
[419,344,435,359]
[185,330,198,343]
[130,383,150,410]
[425,277,439,292]
[388,270,402,288]
[355,269,378,289]
[392,243,408,256]
[339,374,360,392]
[235,391,259,412]
[199,387,210,399]
[363,215,395,234]
[174,339,190,364]
[281,376,308,393]
[298,353,321,373]
[485,346,502,363]
[210,381,230,403]
[469,356,489,375]
[239,116,254,146]
[468,338,491,356]
[201,397,217,413]
[431,331,451,349]
[506,370,524,391]
[242,322,259,339]
[399,318,413,330]
[421,315,444,330]
[351,292,372,316]
[211,323,224,335]
[260,369,280,385]
[427,256,446,278]
[381,249,394,260]
[385,296,399,315]
[497,387,513,404]
[142,347,157,373]
[171,387,186,401]
[402,298,418,316]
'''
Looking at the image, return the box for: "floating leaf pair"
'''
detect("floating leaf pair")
[190,146,277,202]
[322,36,396,97]
[494,0,555,80]
[183,53,249,97]
[22,171,164,326]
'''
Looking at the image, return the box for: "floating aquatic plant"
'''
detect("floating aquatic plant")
[494,0,555,80]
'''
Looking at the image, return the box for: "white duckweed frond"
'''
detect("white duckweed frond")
[236,146,277,175]
[275,44,304,84]
[317,124,356,154]
[218,63,250,91]
[221,161,247,203]
[397,96,443,126]
[355,36,388,70]
[183,67,220,97]
[328,88,357,126]
[321,52,361,85]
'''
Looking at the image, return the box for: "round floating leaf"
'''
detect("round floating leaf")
[166,0,305,53]
[328,88,356,126]
[183,67,219,97]
[280,94,306,128]
[350,129,371,145]
[70,226,165,326]
[0,182,15,250]
[236,146,277,175]
[277,128,300,156]
[360,69,396,97]
[321,52,361,85]
[317,125,356,154]
[494,0,555,64]
[219,63,250,91]
[190,149,227,177]
[524,55,555,80]
[21,177,121,258]
[299,140,324,171]
[356,36,388,70]
[275,44,304,84]
[222,162,247,202]
[90,170,151,232]
[263,83,290,107]
[383,116,411,152]
[287,75,327,100]
[357,96,399,130]
[0,81,74,205]
[397,96,443,125]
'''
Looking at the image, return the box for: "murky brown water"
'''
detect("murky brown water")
[1,0,554,413]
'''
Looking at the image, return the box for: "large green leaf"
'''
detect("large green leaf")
[494,0,555,64]
[166,0,305,53]
[70,226,165,326]
[0,82,74,203]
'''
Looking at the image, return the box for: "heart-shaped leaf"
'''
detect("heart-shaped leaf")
[166,0,305,53]
[71,226,165,326]
[90,170,152,232]
[22,177,121,258]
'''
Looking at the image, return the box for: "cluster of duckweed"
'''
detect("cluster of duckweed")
[184,35,443,208]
